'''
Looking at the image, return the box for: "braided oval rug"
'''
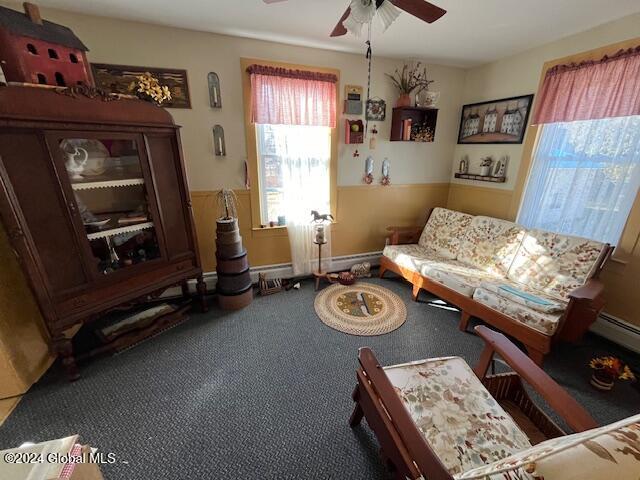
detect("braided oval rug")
[314,282,407,336]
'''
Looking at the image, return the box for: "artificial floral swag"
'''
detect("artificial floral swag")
[129,72,172,105]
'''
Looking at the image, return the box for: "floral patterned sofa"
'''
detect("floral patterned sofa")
[350,326,640,480]
[380,207,613,364]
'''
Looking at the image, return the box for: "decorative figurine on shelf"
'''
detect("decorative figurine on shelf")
[589,356,635,391]
[459,155,469,174]
[369,124,378,150]
[364,156,374,184]
[480,156,493,176]
[380,158,391,186]
[494,155,509,177]
[350,262,371,278]
[310,210,334,223]
[63,146,88,180]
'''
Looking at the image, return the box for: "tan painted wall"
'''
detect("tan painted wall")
[193,184,450,272]
[446,15,640,327]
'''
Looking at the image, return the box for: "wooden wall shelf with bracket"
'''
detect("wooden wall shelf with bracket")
[454,173,506,183]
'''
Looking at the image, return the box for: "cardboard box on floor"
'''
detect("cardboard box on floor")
[0,435,104,480]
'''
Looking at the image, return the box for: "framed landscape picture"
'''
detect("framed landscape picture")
[457,94,534,144]
[91,63,191,109]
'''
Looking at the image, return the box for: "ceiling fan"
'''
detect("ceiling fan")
[262,0,446,37]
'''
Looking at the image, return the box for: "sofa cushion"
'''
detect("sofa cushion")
[479,280,567,314]
[423,264,502,297]
[473,287,563,335]
[418,207,474,259]
[457,216,526,276]
[385,356,532,477]
[507,229,607,301]
[457,413,640,480]
[382,244,448,275]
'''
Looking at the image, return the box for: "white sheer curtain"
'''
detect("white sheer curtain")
[267,124,332,276]
[518,116,640,245]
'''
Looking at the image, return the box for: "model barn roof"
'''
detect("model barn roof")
[0,5,88,51]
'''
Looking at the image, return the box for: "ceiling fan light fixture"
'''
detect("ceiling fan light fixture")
[376,0,400,31]
[344,0,376,36]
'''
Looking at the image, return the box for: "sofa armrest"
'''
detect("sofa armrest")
[474,325,598,433]
[569,278,604,302]
[386,225,423,245]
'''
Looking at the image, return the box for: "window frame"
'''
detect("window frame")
[241,57,339,233]
[511,37,640,265]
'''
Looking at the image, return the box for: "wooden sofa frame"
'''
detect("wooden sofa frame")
[349,325,599,480]
[380,211,614,365]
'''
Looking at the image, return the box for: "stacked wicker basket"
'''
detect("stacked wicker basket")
[215,191,253,310]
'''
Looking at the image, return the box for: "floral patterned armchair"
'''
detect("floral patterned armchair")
[349,326,639,480]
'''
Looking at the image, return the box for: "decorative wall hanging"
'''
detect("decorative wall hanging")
[369,124,378,150]
[344,84,363,115]
[207,72,222,108]
[213,125,226,156]
[345,119,364,144]
[366,98,386,121]
[380,158,390,186]
[493,155,509,177]
[363,156,374,184]
[130,72,172,105]
[91,63,191,108]
[457,94,534,144]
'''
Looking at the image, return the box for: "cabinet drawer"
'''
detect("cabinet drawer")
[54,259,198,319]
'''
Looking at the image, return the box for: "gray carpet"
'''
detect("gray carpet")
[1,276,638,479]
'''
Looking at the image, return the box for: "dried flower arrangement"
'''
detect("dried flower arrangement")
[589,356,636,391]
[386,63,434,95]
[129,72,172,105]
[216,189,239,220]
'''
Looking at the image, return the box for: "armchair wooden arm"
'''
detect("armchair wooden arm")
[569,278,604,302]
[473,325,598,433]
[386,225,423,245]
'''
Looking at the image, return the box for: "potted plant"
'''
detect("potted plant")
[480,157,493,176]
[589,356,635,391]
[386,63,434,108]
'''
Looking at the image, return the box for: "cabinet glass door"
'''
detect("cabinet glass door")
[58,137,162,275]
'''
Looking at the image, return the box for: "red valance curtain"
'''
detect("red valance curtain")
[247,64,337,128]
[532,46,640,125]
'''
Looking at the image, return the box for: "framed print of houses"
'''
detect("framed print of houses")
[457,94,534,144]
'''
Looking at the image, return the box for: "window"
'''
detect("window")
[48,48,59,59]
[256,124,331,225]
[26,43,38,55]
[518,116,640,245]
[54,72,65,86]
[36,73,46,84]
[69,53,79,63]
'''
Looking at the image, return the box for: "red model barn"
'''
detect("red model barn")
[0,2,92,86]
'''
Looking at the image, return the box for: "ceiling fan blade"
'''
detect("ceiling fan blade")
[330,7,351,37]
[388,0,446,23]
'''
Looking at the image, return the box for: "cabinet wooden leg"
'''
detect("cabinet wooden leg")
[54,334,80,382]
[196,276,208,312]
[181,280,190,300]
[459,311,471,332]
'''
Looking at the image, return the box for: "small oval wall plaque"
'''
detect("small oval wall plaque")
[208,72,222,108]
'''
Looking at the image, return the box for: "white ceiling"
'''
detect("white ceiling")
[28,0,640,67]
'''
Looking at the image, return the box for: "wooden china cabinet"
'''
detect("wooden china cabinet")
[0,85,207,380]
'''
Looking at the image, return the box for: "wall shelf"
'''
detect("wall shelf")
[86,221,155,241]
[454,173,506,183]
[390,106,438,142]
[72,178,145,190]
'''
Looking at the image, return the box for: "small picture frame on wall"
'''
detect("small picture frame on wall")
[457,94,534,144]
[91,63,192,109]
[366,98,386,121]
